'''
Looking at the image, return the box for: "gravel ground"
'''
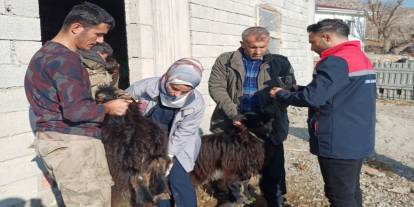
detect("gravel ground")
[197,100,414,207]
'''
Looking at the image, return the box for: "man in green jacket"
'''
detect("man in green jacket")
[208,26,296,206]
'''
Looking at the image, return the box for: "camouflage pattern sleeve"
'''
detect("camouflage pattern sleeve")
[51,55,105,123]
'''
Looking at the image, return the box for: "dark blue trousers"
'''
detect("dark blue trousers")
[318,156,363,207]
[158,158,197,207]
[259,142,286,207]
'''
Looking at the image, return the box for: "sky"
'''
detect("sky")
[402,0,414,8]
[384,0,414,8]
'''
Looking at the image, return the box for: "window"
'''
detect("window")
[257,5,282,53]
[346,20,356,37]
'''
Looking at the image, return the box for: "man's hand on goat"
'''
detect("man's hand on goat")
[270,87,285,98]
[116,89,134,101]
[233,120,244,128]
[103,99,130,116]
[232,114,246,129]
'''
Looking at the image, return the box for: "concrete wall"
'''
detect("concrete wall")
[124,0,155,82]
[123,0,316,133]
[125,0,192,83]
[278,0,315,84]
[0,0,57,207]
[188,0,315,133]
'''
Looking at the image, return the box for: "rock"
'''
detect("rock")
[363,166,385,177]
[388,186,412,194]
[292,161,308,171]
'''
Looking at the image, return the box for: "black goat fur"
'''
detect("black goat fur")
[192,128,265,188]
[97,85,267,206]
[96,85,170,207]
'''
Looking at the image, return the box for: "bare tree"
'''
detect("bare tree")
[366,0,404,53]
[391,33,414,54]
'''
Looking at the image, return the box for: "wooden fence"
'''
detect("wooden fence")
[375,62,414,100]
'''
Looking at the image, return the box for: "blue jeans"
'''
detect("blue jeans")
[158,158,197,207]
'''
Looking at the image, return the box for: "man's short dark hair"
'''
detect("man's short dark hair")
[307,19,349,37]
[62,2,115,30]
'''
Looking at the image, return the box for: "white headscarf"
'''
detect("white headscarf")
[159,58,203,108]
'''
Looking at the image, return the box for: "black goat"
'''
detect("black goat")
[96,85,170,207]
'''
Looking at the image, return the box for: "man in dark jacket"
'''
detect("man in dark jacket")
[209,26,295,206]
[271,19,376,207]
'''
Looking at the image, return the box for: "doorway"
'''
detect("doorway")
[38,0,130,89]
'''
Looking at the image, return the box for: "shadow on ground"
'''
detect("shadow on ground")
[32,156,65,207]
[0,198,45,207]
[289,126,414,182]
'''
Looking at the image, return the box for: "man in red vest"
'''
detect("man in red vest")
[271,19,376,207]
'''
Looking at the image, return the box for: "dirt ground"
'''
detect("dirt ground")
[197,99,414,207]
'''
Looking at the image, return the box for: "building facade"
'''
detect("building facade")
[0,0,315,206]
[315,4,366,44]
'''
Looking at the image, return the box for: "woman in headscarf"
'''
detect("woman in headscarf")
[126,58,205,207]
